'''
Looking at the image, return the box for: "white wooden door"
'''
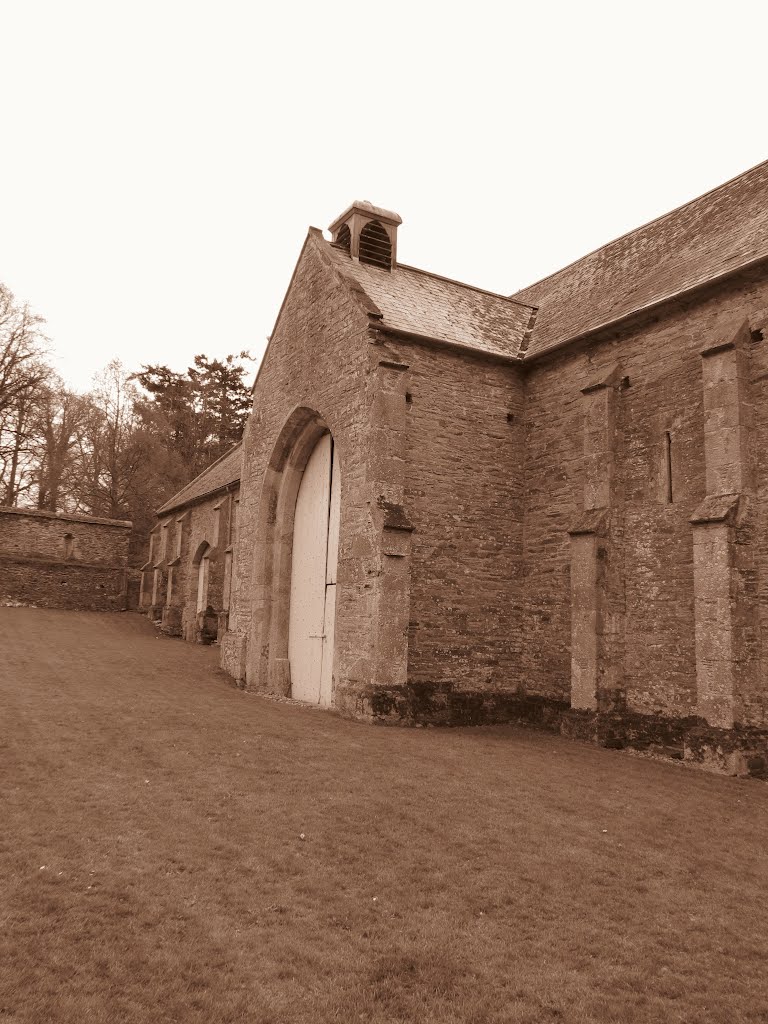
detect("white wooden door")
[288,433,333,703]
[318,441,340,706]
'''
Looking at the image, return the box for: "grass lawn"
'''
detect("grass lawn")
[1,607,767,1024]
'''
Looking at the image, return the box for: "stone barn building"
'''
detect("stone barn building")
[140,443,240,644]
[153,161,768,774]
[0,505,133,610]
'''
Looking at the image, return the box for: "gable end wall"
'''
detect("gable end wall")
[221,238,378,696]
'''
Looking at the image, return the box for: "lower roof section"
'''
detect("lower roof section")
[157,443,242,516]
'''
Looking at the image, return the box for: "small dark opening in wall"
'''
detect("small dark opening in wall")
[405,392,413,405]
[63,533,74,559]
[751,327,764,342]
[664,431,673,503]
[506,412,515,423]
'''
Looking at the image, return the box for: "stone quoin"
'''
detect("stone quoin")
[142,169,768,776]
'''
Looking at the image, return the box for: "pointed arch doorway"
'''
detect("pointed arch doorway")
[288,432,340,706]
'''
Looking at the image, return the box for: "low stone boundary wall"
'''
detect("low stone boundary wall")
[0,555,131,612]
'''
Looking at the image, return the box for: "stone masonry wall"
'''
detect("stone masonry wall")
[366,338,526,720]
[221,235,382,708]
[142,488,238,643]
[746,286,768,733]
[0,506,131,565]
[217,232,768,771]
[521,267,768,742]
[0,557,129,611]
[179,495,234,642]
[0,506,131,611]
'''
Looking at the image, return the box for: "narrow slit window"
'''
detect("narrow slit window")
[664,431,673,503]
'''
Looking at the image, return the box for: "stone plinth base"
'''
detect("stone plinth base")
[161,606,183,636]
[220,630,247,684]
[328,679,768,779]
[195,611,218,645]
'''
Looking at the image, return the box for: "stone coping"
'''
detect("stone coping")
[0,505,132,529]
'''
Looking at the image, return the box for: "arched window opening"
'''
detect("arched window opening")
[334,223,351,253]
[359,220,392,269]
[63,533,74,560]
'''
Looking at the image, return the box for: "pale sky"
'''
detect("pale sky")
[1,0,765,393]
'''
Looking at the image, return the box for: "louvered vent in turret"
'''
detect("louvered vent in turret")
[359,221,392,269]
[334,223,351,253]
[328,201,402,271]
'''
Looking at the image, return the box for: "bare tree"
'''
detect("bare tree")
[0,285,50,505]
[1,391,36,505]
[74,359,159,521]
[32,383,88,512]
[0,284,48,419]
[69,360,180,560]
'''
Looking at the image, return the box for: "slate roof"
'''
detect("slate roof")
[321,235,535,359]
[511,160,768,358]
[157,443,242,516]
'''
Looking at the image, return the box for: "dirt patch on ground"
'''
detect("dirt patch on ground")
[2,607,768,1023]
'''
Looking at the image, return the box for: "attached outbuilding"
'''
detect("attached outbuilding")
[140,444,241,644]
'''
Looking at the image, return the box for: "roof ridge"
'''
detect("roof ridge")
[511,157,768,298]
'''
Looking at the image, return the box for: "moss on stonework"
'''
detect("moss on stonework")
[365,684,768,777]
[368,683,569,730]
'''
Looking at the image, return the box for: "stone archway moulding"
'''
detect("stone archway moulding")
[247,406,334,696]
[191,540,210,567]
